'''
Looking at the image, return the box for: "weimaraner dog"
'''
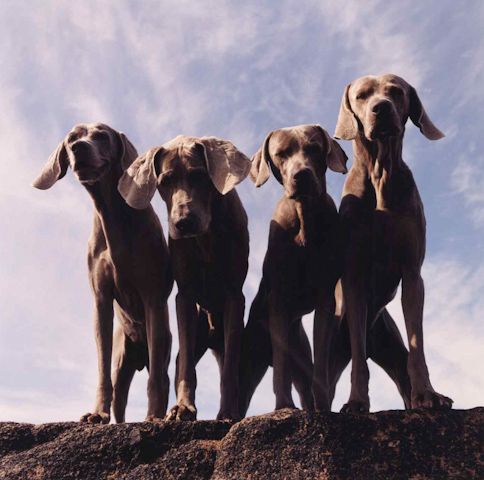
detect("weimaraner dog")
[119,135,251,420]
[334,74,453,413]
[240,125,412,415]
[32,123,173,423]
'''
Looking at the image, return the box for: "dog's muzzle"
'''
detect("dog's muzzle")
[369,101,401,140]
[174,213,200,237]
[288,168,319,199]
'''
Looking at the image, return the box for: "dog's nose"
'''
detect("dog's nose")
[372,100,392,115]
[71,141,89,155]
[71,142,92,168]
[293,168,313,187]
[175,215,198,236]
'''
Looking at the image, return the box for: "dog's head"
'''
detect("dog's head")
[250,125,347,199]
[334,74,444,143]
[118,135,251,239]
[32,123,137,189]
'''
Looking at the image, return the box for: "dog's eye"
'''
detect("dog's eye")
[388,86,404,98]
[304,144,320,156]
[159,171,173,186]
[356,89,372,101]
[91,131,109,142]
[66,133,78,143]
[275,149,291,159]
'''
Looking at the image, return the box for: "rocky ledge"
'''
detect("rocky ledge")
[0,408,482,479]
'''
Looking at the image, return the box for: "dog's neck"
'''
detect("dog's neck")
[353,133,404,211]
[85,164,148,262]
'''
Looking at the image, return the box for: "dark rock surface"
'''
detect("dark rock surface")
[0,408,482,479]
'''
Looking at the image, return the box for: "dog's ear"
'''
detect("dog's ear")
[198,137,251,195]
[334,84,358,141]
[408,86,445,140]
[118,132,139,171]
[249,131,276,187]
[318,126,348,174]
[32,141,69,190]
[118,146,163,209]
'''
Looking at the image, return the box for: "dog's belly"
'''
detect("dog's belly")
[287,271,324,317]
[368,268,400,321]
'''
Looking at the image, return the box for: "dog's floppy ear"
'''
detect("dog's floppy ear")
[118,146,163,209]
[32,141,69,190]
[318,126,348,174]
[334,84,358,141]
[198,137,251,195]
[118,132,139,171]
[249,131,275,187]
[408,86,445,140]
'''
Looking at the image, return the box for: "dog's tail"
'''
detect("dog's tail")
[239,283,272,418]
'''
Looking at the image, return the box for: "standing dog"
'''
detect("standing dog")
[32,123,173,423]
[243,125,347,412]
[240,125,412,415]
[335,74,453,412]
[119,135,251,420]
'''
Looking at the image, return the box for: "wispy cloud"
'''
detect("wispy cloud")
[451,151,484,228]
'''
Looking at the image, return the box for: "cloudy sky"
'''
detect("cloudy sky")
[1,1,483,422]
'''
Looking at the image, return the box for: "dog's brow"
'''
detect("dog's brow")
[274,134,298,155]
[275,146,293,157]
[386,83,404,93]
[306,133,321,144]
[355,87,374,99]
[67,128,87,142]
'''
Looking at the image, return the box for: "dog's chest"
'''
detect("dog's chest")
[295,241,336,297]
[172,233,241,312]
[268,229,339,315]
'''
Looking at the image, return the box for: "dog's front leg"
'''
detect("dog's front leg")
[313,293,337,411]
[145,300,172,421]
[401,270,453,409]
[166,291,198,421]
[217,292,245,420]
[341,273,370,413]
[81,297,113,424]
[269,291,295,410]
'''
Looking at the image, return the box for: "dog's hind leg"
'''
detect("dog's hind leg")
[327,315,351,408]
[111,327,139,423]
[289,320,313,411]
[238,291,272,417]
[368,308,412,409]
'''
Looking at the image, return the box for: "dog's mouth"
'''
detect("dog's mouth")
[75,162,110,184]
[170,215,209,240]
[287,178,321,201]
[368,121,402,141]
[288,191,315,201]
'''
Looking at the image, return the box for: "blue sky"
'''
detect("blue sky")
[0,1,483,422]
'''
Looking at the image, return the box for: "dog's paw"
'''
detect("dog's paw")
[314,401,331,412]
[216,409,241,421]
[411,389,453,409]
[145,414,165,423]
[80,412,110,424]
[165,403,197,421]
[340,400,369,414]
